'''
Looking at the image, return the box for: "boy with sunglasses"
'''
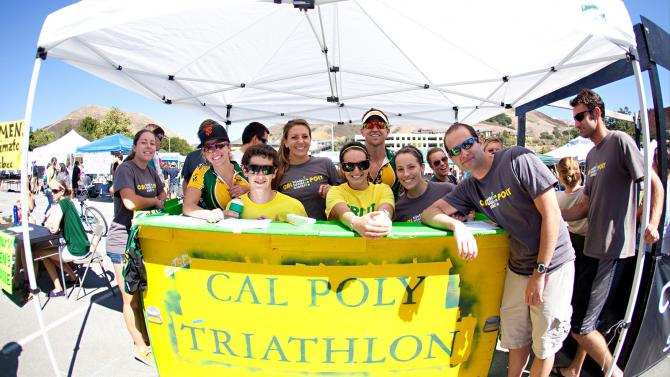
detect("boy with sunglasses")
[227,144,306,221]
[423,122,575,377]
[360,108,400,197]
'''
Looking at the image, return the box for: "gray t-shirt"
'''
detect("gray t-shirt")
[583,131,644,260]
[106,160,164,254]
[277,157,341,220]
[444,147,574,275]
[395,181,455,222]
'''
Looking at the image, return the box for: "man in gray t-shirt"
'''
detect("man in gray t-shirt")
[559,89,664,377]
[422,122,574,375]
[277,157,341,220]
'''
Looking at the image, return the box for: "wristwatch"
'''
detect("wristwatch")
[535,263,547,274]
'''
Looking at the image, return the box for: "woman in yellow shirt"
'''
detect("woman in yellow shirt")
[326,142,394,238]
[183,122,249,222]
[227,144,307,221]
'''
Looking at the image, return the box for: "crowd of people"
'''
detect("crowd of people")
[17,87,664,374]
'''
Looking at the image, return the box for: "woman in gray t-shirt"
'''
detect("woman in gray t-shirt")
[393,146,456,222]
[275,119,341,220]
[105,129,165,366]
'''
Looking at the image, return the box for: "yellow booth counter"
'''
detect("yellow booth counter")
[133,214,510,376]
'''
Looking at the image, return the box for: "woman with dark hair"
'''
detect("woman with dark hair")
[325,142,394,238]
[394,146,456,222]
[56,162,71,191]
[275,119,340,220]
[106,129,165,366]
[182,122,249,222]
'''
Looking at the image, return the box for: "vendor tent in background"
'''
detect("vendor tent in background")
[545,136,595,162]
[29,129,89,166]
[75,133,132,154]
[157,152,185,163]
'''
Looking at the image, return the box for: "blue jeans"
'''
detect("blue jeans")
[44,189,53,215]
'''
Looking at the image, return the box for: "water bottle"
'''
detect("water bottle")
[228,198,244,218]
[13,205,19,226]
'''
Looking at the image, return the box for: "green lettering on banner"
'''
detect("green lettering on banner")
[0,231,16,294]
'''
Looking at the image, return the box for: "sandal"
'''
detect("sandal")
[550,366,569,377]
[134,347,155,367]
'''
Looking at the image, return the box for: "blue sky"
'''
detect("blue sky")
[1,1,668,144]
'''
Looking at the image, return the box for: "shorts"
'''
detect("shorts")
[60,244,90,262]
[570,255,623,334]
[499,261,574,359]
[106,252,125,265]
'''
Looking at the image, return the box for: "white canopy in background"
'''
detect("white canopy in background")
[545,136,595,162]
[29,129,90,166]
[37,0,636,131]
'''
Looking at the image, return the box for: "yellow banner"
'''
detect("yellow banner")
[0,120,24,170]
[0,231,16,294]
[139,226,509,376]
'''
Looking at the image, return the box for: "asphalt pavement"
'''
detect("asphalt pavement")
[0,189,667,376]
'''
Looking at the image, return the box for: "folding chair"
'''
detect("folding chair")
[71,223,115,300]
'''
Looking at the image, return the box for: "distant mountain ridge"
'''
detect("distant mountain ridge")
[44,104,181,139]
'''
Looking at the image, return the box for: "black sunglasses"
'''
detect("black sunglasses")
[245,164,275,175]
[573,108,595,122]
[202,141,229,153]
[447,137,477,157]
[432,156,449,167]
[341,160,371,172]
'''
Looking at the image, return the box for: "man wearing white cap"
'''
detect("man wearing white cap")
[360,108,399,197]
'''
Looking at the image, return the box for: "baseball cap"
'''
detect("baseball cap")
[197,123,230,148]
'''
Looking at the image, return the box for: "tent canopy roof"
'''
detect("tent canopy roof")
[76,133,133,153]
[545,136,595,162]
[30,129,90,166]
[38,0,636,132]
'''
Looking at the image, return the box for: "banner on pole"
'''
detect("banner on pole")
[0,120,24,170]
[0,231,17,294]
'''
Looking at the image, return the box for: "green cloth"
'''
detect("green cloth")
[59,198,90,256]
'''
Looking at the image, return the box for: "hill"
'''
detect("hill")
[44,104,181,139]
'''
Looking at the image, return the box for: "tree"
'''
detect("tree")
[605,106,635,138]
[484,113,513,127]
[100,107,131,137]
[29,127,55,150]
[77,116,100,140]
[160,136,194,156]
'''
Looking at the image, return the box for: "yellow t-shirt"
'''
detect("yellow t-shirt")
[325,183,395,218]
[228,192,307,221]
[188,165,248,210]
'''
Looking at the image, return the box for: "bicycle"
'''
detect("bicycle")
[76,187,108,237]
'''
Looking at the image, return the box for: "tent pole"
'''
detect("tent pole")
[517,112,526,147]
[605,56,651,377]
[647,61,667,255]
[20,56,61,377]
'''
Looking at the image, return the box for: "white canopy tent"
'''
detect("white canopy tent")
[29,129,89,166]
[545,136,595,162]
[19,1,655,376]
[36,0,636,130]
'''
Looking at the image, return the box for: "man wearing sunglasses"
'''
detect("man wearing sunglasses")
[423,122,575,377]
[232,121,270,163]
[427,147,457,184]
[360,108,400,197]
[558,89,664,377]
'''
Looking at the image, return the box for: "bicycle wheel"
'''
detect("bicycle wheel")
[83,206,108,237]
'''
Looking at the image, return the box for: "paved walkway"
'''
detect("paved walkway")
[0,190,667,376]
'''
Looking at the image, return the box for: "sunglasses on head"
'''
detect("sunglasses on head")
[362,121,388,130]
[447,136,477,157]
[432,156,449,166]
[245,164,276,175]
[202,141,229,153]
[341,160,371,172]
[573,107,595,122]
